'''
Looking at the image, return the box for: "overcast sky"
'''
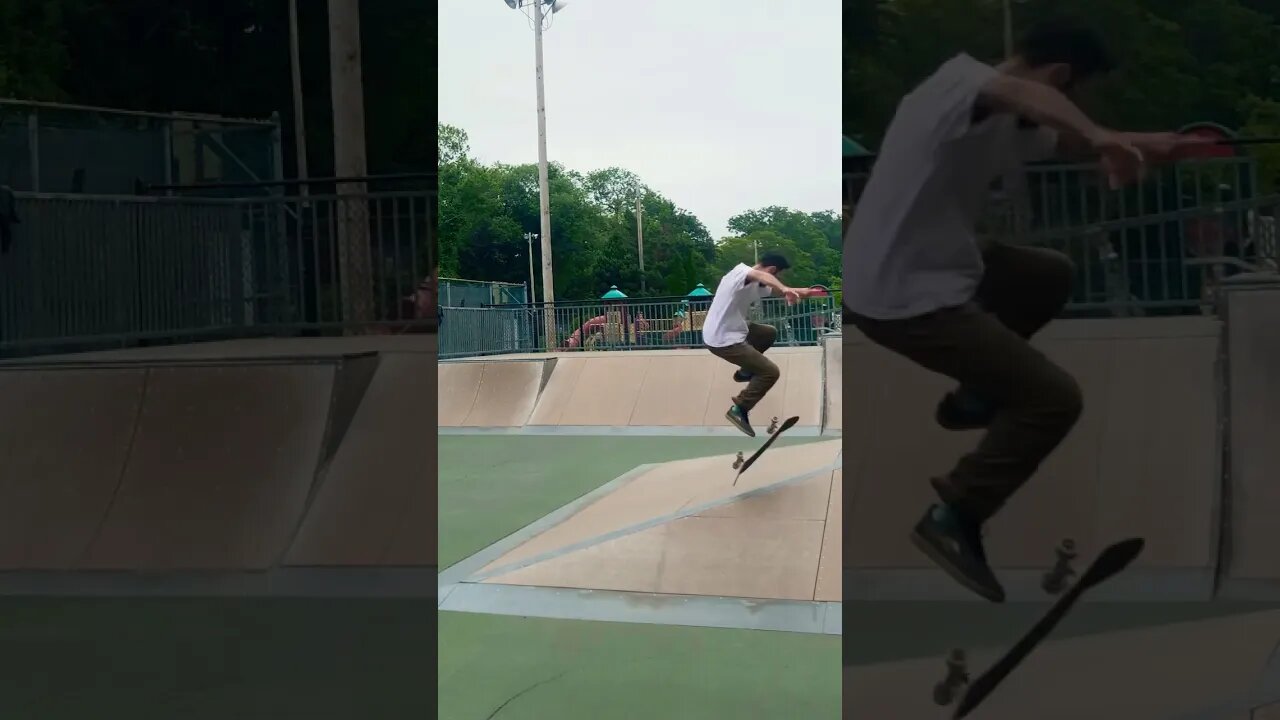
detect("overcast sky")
[438,0,841,240]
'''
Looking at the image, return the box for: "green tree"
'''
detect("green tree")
[0,0,68,99]
[438,123,833,302]
[846,0,1280,146]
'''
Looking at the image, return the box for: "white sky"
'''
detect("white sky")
[438,0,841,240]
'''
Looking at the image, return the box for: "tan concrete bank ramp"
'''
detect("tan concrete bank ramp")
[843,317,1221,601]
[844,610,1280,718]
[439,439,843,634]
[0,336,435,589]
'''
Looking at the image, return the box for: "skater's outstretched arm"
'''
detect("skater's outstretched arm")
[978,75,1144,175]
[745,269,801,303]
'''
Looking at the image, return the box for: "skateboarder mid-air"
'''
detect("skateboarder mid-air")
[702,252,812,437]
[842,19,1211,602]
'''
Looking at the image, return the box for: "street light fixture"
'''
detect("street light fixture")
[504,0,564,349]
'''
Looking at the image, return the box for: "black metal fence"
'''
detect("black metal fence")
[0,188,435,356]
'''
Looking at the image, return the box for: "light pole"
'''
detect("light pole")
[635,196,645,294]
[505,0,565,348]
[525,232,538,303]
[288,0,308,198]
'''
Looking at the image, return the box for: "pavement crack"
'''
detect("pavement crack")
[485,670,570,719]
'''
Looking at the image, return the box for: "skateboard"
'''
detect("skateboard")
[951,537,1145,718]
[732,415,799,486]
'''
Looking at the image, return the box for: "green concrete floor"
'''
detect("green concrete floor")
[0,597,433,719]
[438,434,1279,718]
[439,434,840,720]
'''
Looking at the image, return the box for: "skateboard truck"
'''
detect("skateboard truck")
[732,451,744,470]
[767,416,779,433]
[1041,538,1078,596]
[933,648,969,706]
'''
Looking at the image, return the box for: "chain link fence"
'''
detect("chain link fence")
[439,277,528,308]
[0,99,281,195]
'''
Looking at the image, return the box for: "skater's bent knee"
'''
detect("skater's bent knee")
[1039,371,1083,426]
[753,324,778,344]
[1040,250,1076,302]
[757,360,781,381]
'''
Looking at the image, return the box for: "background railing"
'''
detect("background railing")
[439,296,840,359]
[846,156,1279,317]
[0,188,435,357]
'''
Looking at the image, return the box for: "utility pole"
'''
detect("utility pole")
[635,196,645,294]
[532,0,556,348]
[288,0,309,198]
[328,0,373,327]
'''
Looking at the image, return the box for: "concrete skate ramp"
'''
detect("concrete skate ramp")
[527,347,823,430]
[1223,285,1280,586]
[84,363,335,570]
[844,317,1221,599]
[0,368,145,569]
[0,336,438,583]
[287,352,436,566]
[476,441,842,601]
[437,359,543,428]
[824,334,842,432]
[20,335,436,362]
[843,610,1280,718]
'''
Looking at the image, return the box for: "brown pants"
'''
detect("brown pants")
[707,323,779,412]
[850,243,1083,522]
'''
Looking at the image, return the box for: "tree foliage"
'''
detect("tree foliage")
[846,0,1280,188]
[439,124,841,301]
[2,0,430,176]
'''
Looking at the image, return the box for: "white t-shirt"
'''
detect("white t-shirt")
[702,263,773,347]
[842,54,1058,319]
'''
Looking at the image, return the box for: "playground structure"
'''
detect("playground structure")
[565,310,652,348]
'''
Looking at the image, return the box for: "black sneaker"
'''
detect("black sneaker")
[910,504,1005,602]
[725,404,755,437]
[733,369,753,383]
[936,387,996,431]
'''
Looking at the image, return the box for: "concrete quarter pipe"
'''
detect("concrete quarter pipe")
[0,336,436,593]
[438,342,840,436]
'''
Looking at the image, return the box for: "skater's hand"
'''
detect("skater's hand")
[783,288,801,305]
[1122,132,1217,165]
[1089,129,1145,189]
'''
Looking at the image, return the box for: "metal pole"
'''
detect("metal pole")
[533,0,556,349]
[328,0,373,327]
[635,196,645,293]
[289,0,310,197]
[1003,0,1013,59]
[526,232,537,302]
[27,111,39,192]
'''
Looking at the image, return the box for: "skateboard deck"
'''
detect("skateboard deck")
[733,415,799,485]
[953,537,1145,718]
